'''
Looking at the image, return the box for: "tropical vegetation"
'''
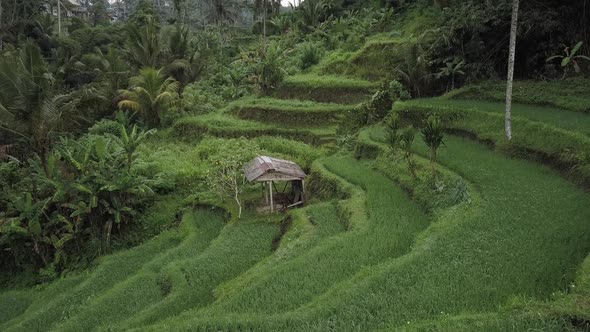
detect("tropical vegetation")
[1,0,590,331]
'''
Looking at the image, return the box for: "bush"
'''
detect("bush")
[88,119,123,136]
[298,42,324,70]
[420,116,445,164]
[0,127,159,277]
[181,82,226,115]
[238,41,287,95]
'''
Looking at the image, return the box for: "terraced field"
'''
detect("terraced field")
[173,77,372,145]
[2,75,590,331]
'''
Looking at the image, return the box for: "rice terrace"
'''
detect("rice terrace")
[2,0,590,331]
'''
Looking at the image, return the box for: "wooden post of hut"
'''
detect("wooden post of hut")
[244,156,307,213]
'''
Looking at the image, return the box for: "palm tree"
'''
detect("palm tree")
[297,0,330,30]
[117,67,179,128]
[126,16,161,68]
[504,0,519,141]
[396,43,431,97]
[88,47,130,106]
[172,0,185,25]
[166,27,203,88]
[0,41,77,173]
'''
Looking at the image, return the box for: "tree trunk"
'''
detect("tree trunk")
[33,240,49,267]
[263,0,267,40]
[57,0,61,36]
[504,0,519,141]
[105,220,113,246]
[127,153,132,173]
[0,0,3,50]
[234,189,242,219]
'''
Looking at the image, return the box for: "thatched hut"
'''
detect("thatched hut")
[244,156,306,212]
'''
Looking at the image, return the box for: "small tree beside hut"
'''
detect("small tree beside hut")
[205,139,260,218]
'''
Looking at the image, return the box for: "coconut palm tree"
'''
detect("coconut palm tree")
[125,16,161,68]
[117,67,179,128]
[0,41,78,173]
[504,0,519,140]
[87,47,130,106]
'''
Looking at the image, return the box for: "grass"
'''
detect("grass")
[448,79,590,113]
[2,124,590,330]
[394,99,590,187]
[3,53,590,330]
[114,133,590,331]
[173,112,337,145]
[275,74,378,104]
[228,97,357,126]
[81,215,277,331]
[314,38,404,81]
[416,98,590,136]
[139,155,431,330]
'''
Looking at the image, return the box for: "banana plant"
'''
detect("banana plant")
[3,193,51,266]
[546,41,590,79]
[109,124,156,172]
[436,58,465,91]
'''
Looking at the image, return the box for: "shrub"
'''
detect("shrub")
[298,42,324,70]
[203,138,261,218]
[366,83,394,123]
[181,83,225,115]
[399,126,417,178]
[0,128,159,277]
[385,115,401,155]
[88,119,123,136]
[238,41,287,95]
[420,116,445,164]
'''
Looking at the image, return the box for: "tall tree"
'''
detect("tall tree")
[172,0,185,25]
[125,15,161,68]
[504,0,519,140]
[254,0,281,37]
[0,42,78,172]
[207,0,240,26]
[117,67,179,128]
[90,0,109,26]
[0,0,3,50]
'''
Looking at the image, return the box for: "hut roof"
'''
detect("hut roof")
[244,156,306,182]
